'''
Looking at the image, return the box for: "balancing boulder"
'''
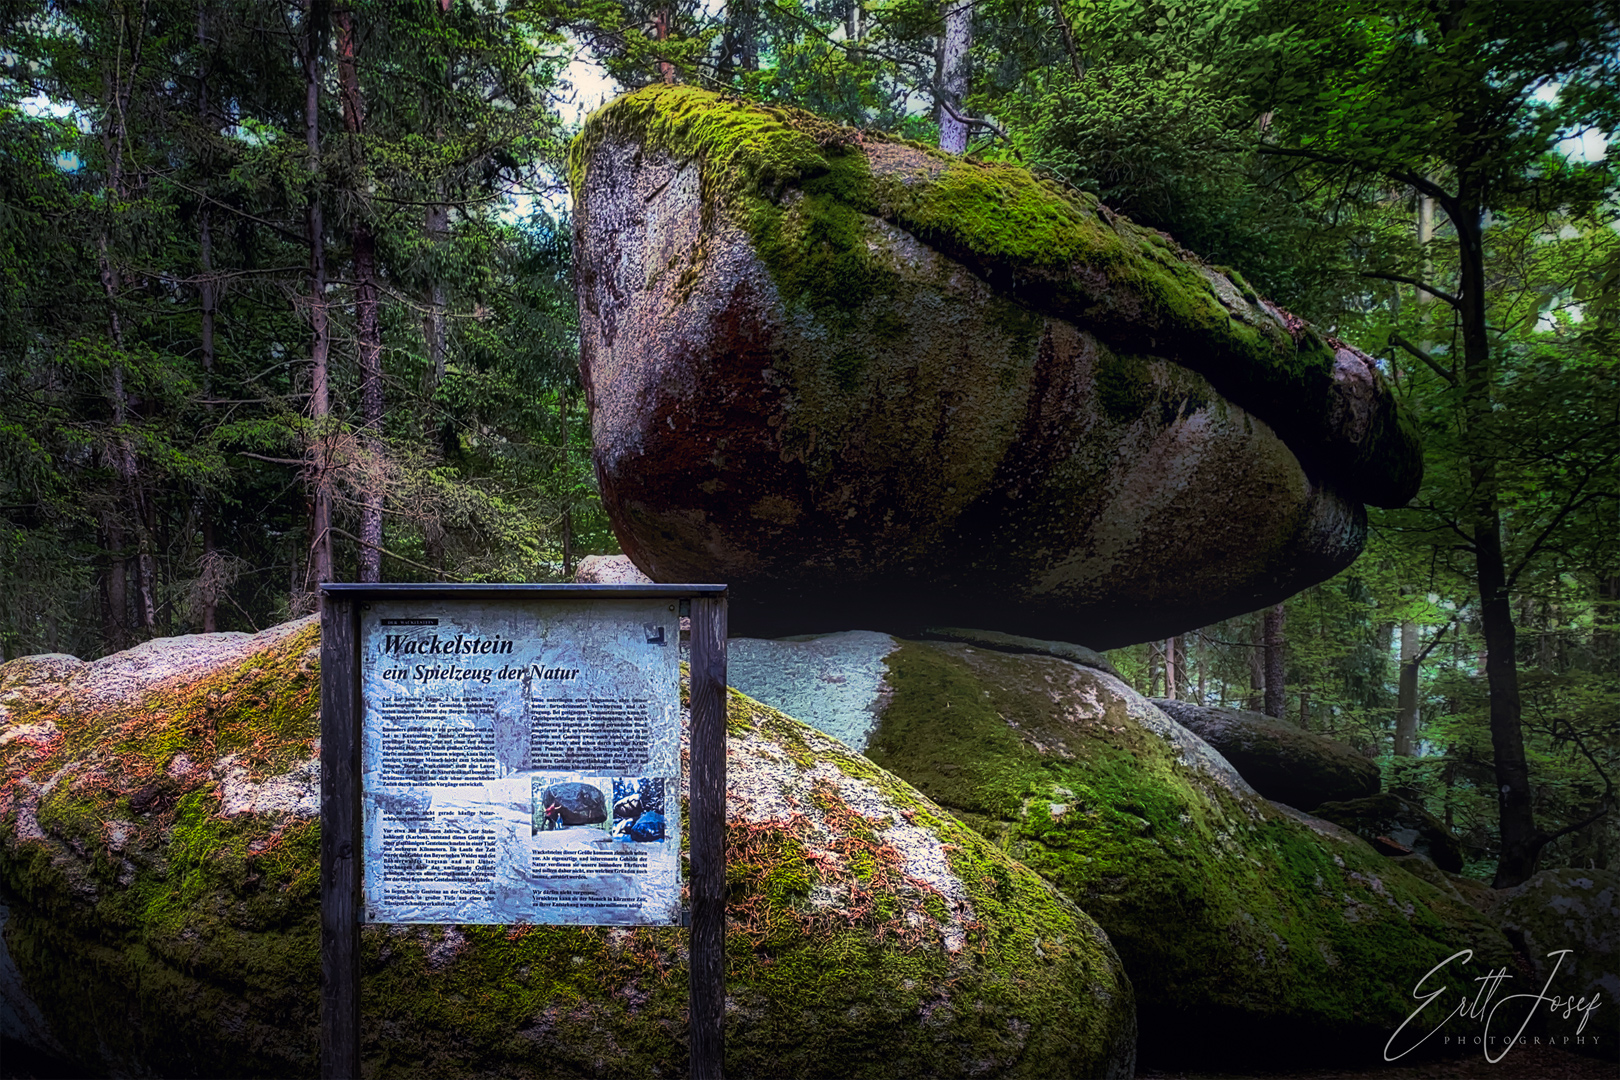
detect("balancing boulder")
[571,87,1422,646]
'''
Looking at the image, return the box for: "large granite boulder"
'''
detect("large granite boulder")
[726,632,1513,1068]
[0,625,1135,1079]
[570,86,1421,646]
[1493,868,1617,1055]
[1312,792,1466,874]
[1150,698,1380,810]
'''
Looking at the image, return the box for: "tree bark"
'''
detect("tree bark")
[338,9,383,583]
[304,0,334,606]
[1443,177,1537,887]
[198,1,219,632]
[1162,637,1176,700]
[654,8,675,85]
[1263,603,1286,718]
[1246,613,1265,711]
[938,0,971,152]
[95,9,156,642]
[1394,618,1420,755]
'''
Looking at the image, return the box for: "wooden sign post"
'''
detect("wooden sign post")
[319,583,727,1080]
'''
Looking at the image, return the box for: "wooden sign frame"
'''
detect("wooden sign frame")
[319,583,728,1080]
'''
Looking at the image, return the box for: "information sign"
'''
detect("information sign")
[319,583,728,1080]
[358,596,682,925]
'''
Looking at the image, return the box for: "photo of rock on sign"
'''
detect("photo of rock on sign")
[611,778,667,842]
[532,779,610,834]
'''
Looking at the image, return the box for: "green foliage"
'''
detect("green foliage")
[0,0,615,659]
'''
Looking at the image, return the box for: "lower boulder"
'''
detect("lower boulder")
[0,622,1134,1079]
[1150,698,1379,810]
[729,632,1514,1068]
[1311,792,1465,873]
[1493,867,1617,1055]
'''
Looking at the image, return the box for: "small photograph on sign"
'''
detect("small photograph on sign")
[532,777,612,835]
[611,778,667,843]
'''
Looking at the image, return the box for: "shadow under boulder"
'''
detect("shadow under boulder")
[1150,698,1379,811]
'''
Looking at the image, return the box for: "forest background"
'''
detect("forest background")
[1,0,1615,888]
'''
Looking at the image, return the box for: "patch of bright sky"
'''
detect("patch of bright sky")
[512,41,622,221]
[1532,82,1610,163]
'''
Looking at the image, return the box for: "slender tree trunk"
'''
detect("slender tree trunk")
[1246,614,1265,711]
[1263,603,1286,718]
[1049,0,1084,83]
[654,8,675,84]
[938,0,971,152]
[720,0,761,78]
[560,393,574,579]
[304,1,334,606]
[1597,573,1619,675]
[102,519,128,650]
[198,2,219,632]
[1163,638,1176,700]
[96,21,157,641]
[338,9,383,583]
[1195,634,1206,705]
[1446,187,1537,887]
[1395,618,1420,755]
[425,202,449,388]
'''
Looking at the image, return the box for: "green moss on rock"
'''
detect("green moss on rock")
[863,640,1514,1068]
[0,626,1136,1078]
[571,86,1420,507]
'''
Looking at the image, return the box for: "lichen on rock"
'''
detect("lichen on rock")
[0,623,1136,1078]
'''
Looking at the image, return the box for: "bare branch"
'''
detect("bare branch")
[1363,271,1461,310]
[1389,332,1458,385]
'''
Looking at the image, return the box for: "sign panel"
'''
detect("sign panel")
[358,596,682,925]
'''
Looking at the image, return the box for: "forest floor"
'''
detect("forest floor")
[1141,1042,1617,1079]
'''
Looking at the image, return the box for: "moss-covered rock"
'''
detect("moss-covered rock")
[1150,698,1380,810]
[571,87,1420,647]
[731,633,1515,1067]
[1493,868,1617,1056]
[0,624,1135,1079]
[1312,793,1465,874]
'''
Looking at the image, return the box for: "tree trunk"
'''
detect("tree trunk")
[304,1,334,606]
[198,2,218,633]
[1246,613,1265,711]
[1444,185,1538,888]
[654,8,675,85]
[938,0,971,152]
[338,9,383,583]
[1162,637,1176,700]
[719,0,760,79]
[1394,618,1420,755]
[1195,634,1206,705]
[1597,573,1619,675]
[560,392,574,579]
[1263,603,1286,718]
[96,23,156,641]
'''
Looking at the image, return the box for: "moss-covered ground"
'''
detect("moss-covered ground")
[863,640,1516,1068]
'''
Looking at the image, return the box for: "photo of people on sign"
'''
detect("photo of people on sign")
[532,778,611,835]
[358,597,682,926]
